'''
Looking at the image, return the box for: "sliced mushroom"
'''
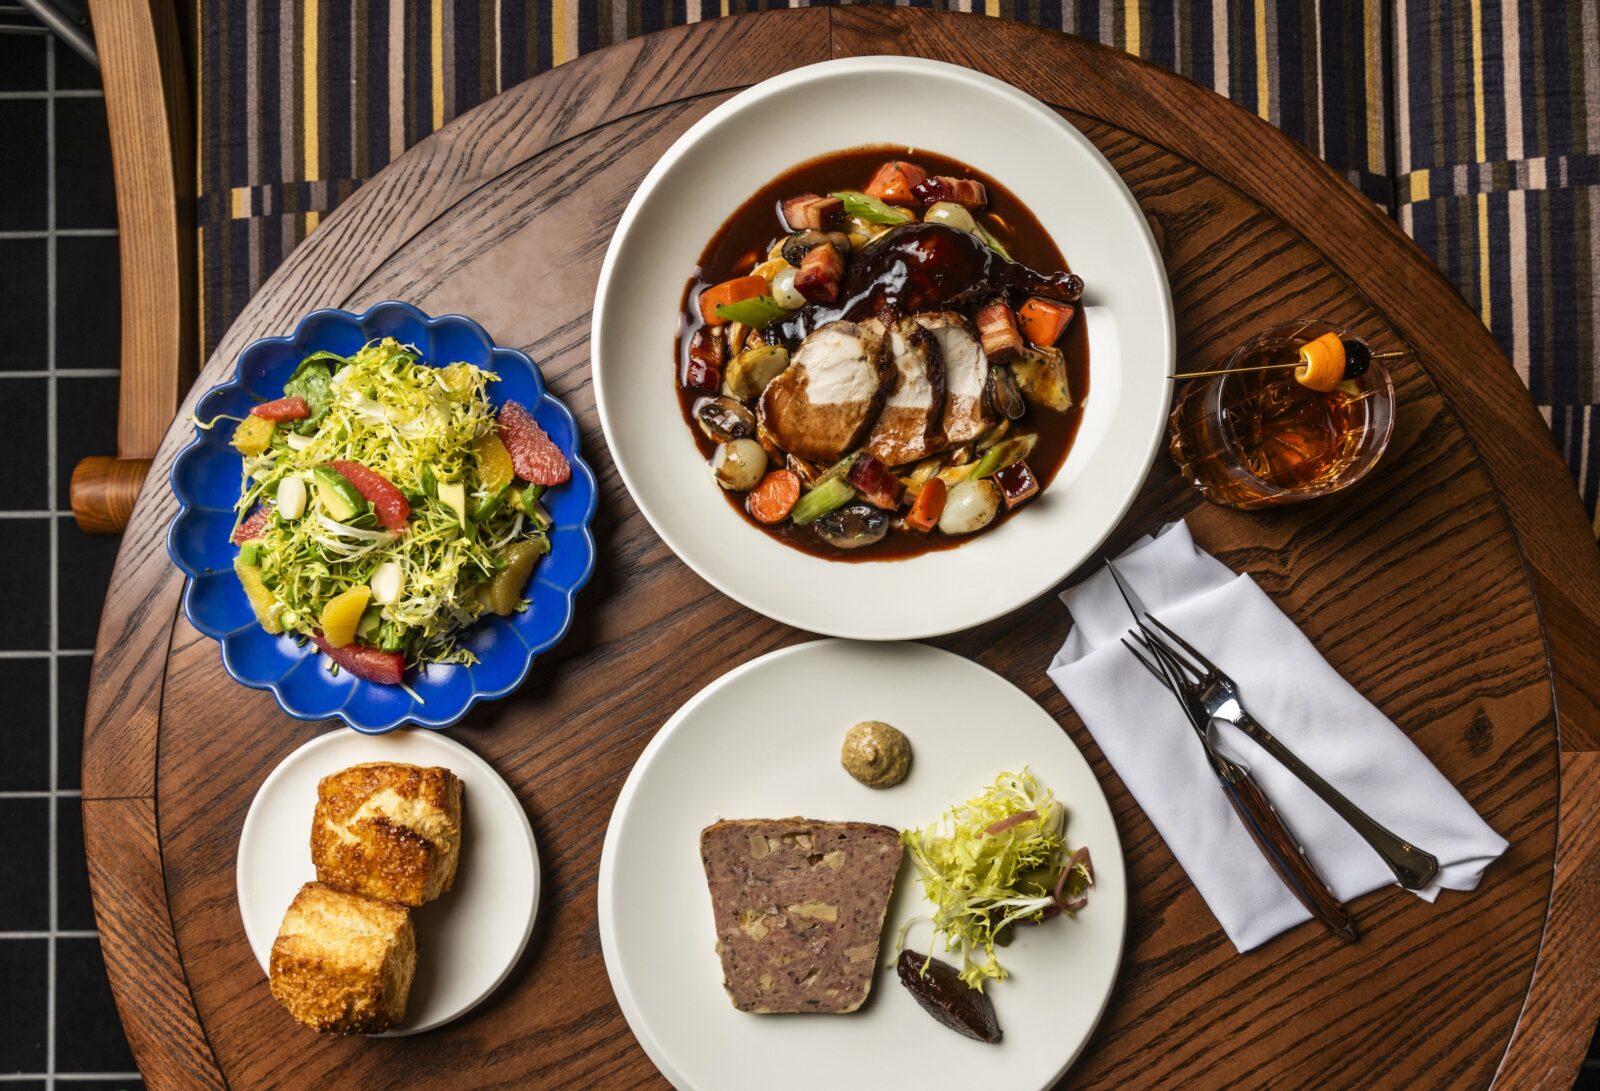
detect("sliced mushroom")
[814,503,890,550]
[694,395,757,442]
[986,364,1026,420]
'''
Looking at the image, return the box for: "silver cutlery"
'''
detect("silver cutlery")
[1106,562,1359,942]
[1107,562,1440,892]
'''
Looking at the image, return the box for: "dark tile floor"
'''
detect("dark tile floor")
[0,13,140,1089]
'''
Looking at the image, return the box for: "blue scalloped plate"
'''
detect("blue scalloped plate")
[167,302,599,733]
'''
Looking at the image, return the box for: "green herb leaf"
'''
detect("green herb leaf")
[281,354,342,434]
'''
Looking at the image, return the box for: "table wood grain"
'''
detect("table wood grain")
[81,10,1600,1089]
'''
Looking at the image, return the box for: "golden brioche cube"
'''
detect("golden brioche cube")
[310,762,463,907]
[268,882,416,1034]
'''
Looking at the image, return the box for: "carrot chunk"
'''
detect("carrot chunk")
[1017,298,1077,347]
[698,275,769,326]
[747,469,801,524]
[863,161,928,206]
[905,477,947,532]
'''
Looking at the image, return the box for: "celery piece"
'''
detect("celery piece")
[714,295,789,328]
[791,476,856,526]
[968,432,1038,480]
[831,191,915,226]
[813,452,859,488]
[239,541,261,566]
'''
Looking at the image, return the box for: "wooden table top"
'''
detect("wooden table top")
[82,10,1600,1089]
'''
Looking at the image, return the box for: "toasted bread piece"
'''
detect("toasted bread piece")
[311,762,463,907]
[700,818,903,1014]
[269,882,415,1034]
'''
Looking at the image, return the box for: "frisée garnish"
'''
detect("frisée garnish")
[898,767,1091,990]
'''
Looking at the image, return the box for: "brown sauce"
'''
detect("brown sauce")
[675,145,1089,562]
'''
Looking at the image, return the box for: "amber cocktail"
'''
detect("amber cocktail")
[1168,320,1396,509]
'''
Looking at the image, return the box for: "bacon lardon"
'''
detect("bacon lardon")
[794,244,845,305]
[975,300,1024,363]
[913,175,989,209]
[781,193,844,231]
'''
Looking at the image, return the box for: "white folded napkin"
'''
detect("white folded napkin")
[1046,521,1508,952]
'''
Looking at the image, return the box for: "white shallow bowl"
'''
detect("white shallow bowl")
[237,728,539,1035]
[598,640,1126,1091]
[593,56,1173,639]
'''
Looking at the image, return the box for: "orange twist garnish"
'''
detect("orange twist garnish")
[1295,332,1346,392]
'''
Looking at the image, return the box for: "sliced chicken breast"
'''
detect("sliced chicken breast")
[915,311,992,445]
[866,313,946,467]
[759,319,892,463]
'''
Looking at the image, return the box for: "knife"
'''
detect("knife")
[1106,561,1359,944]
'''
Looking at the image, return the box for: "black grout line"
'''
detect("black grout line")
[0,89,99,98]
[0,370,121,379]
[0,649,93,656]
[44,34,58,1088]
[0,931,95,939]
[0,1076,144,1084]
[0,229,117,239]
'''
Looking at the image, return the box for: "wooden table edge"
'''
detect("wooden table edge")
[78,11,1600,1088]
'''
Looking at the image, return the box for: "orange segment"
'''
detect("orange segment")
[231,414,276,456]
[319,585,372,648]
[233,557,283,634]
[1295,332,1346,392]
[472,430,516,493]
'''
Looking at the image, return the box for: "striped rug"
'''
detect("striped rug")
[195,0,1600,534]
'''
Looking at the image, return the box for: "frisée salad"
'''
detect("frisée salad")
[217,337,571,686]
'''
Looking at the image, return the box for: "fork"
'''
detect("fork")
[1110,569,1440,892]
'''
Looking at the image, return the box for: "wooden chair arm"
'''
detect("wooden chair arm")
[70,0,194,534]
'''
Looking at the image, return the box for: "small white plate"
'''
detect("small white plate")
[592,56,1174,639]
[598,641,1126,1091]
[237,728,539,1035]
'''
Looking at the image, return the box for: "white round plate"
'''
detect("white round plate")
[592,56,1174,639]
[237,728,539,1035]
[598,640,1126,1091]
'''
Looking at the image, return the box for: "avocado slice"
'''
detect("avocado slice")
[309,466,365,521]
[437,479,468,528]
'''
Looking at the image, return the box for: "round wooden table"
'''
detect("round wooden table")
[83,10,1600,1089]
